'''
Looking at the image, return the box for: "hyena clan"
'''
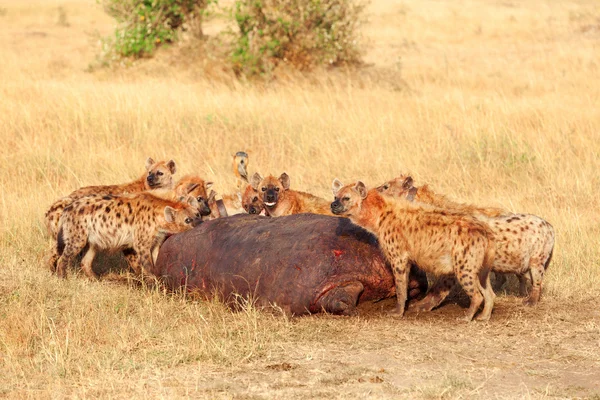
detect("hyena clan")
[251,172,334,217]
[331,179,496,321]
[48,192,201,279]
[377,175,555,306]
[44,158,177,239]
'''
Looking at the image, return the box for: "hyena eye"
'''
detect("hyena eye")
[275,187,280,192]
[383,184,389,190]
[261,187,266,192]
[252,197,258,202]
[342,197,350,201]
[197,196,204,202]
[185,217,192,224]
[157,171,164,176]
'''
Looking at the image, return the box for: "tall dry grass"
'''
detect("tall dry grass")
[0,0,599,397]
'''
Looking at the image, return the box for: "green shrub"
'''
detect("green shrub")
[231,0,366,77]
[99,0,212,59]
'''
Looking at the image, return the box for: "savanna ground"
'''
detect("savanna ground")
[1,0,600,398]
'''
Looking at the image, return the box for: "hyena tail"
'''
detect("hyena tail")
[543,225,555,271]
[544,248,554,271]
[57,227,66,256]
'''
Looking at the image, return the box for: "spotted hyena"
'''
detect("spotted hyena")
[377,175,555,306]
[331,179,496,322]
[44,158,177,239]
[48,192,202,279]
[251,172,333,217]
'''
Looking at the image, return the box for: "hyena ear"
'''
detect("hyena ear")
[205,181,213,190]
[355,181,368,199]
[186,183,200,194]
[332,178,344,195]
[279,173,290,190]
[145,157,155,171]
[250,173,263,190]
[166,160,176,174]
[402,176,414,190]
[208,190,217,202]
[164,206,176,223]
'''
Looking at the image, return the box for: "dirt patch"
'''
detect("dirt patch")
[67,296,595,399]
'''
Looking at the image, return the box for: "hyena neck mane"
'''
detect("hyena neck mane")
[350,189,388,234]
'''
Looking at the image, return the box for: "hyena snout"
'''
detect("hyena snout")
[191,215,203,227]
[248,205,261,214]
[330,200,344,215]
[147,173,160,186]
[199,201,212,217]
[265,190,278,205]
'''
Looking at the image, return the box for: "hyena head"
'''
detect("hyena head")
[161,199,203,234]
[331,179,368,217]
[241,184,265,215]
[376,175,414,197]
[251,172,290,209]
[145,158,177,190]
[233,151,249,182]
[174,176,213,217]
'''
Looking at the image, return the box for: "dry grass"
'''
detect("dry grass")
[0,0,599,398]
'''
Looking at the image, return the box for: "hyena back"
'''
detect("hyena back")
[332,179,496,322]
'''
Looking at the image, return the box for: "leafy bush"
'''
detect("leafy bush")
[100,0,212,59]
[231,0,366,77]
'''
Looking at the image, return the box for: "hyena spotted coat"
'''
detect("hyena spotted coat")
[251,172,334,217]
[331,179,497,322]
[48,192,201,279]
[44,158,177,239]
[377,175,555,306]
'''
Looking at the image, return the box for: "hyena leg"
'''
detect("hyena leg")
[56,237,87,279]
[408,263,428,300]
[47,246,60,273]
[407,275,455,312]
[524,260,545,306]
[475,270,495,321]
[517,273,530,296]
[492,272,507,292]
[388,254,410,317]
[138,252,155,276]
[455,260,485,322]
[123,249,142,275]
[80,244,98,279]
